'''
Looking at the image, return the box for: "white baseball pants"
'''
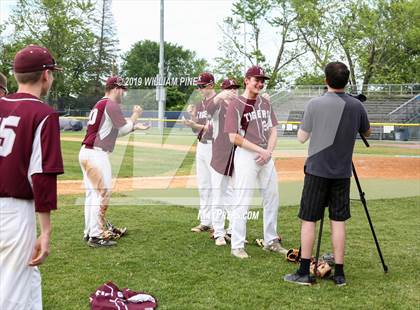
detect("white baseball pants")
[78,147,112,239]
[230,147,280,250]
[195,141,212,226]
[210,167,233,238]
[0,198,42,310]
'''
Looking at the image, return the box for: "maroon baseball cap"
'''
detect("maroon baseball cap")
[106,76,127,90]
[245,65,270,80]
[221,79,240,89]
[13,44,63,73]
[196,72,215,85]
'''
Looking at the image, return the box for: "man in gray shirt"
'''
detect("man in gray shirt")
[284,62,371,286]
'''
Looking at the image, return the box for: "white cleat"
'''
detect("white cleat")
[231,248,249,259]
[215,236,227,246]
[264,240,288,255]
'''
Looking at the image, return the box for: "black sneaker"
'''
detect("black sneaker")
[284,272,316,286]
[83,235,89,242]
[331,274,346,286]
[88,237,117,248]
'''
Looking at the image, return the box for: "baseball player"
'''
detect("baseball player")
[183,72,215,233]
[206,79,239,246]
[225,65,287,259]
[79,76,149,247]
[0,45,64,309]
[0,73,7,97]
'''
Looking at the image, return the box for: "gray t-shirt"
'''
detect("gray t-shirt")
[300,92,370,179]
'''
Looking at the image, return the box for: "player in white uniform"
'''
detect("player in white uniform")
[183,72,216,232]
[0,45,64,309]
[206,79,240,246]
[79,76,148,247]
[225,66,287,259]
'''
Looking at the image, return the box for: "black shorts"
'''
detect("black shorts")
[298,173,351,222]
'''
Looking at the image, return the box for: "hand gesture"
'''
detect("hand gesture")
[133,105,143,116]
[255,148,272,166]
[215,90,236,104]
[134,122,150,130]
[261,93,271,101]
[186,104,195,116]
[28,233,50,266]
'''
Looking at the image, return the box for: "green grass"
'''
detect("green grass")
[354,140,420,156]
[60,131,419,181]
[42,196,420,309]
[59,138,196,180]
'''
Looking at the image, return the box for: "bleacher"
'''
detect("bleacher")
[271,84,420,140]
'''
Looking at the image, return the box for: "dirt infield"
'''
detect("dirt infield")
[58,156,420,195]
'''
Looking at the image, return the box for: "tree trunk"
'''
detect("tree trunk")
[362,44,376,92]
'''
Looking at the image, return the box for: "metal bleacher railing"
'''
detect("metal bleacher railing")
[60,84,420,140]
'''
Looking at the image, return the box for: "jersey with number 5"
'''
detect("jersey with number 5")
[0,93,64,200]
[82,97,127,152]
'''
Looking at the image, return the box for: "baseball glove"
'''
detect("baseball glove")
[286,248,301,263]
[310,260,332,278]
[105,220,127,239]
[321,253,335,266]
[255,238,265,247]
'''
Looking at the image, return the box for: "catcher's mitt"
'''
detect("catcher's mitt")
[286,248,301,263]
[310,260,332,278]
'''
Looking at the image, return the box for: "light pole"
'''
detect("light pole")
[157,0,166,134]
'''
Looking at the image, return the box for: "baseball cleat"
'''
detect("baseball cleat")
[88,237,117,248]
[190,224,211,232]
[283,272,316,286]
[231,248,249,259]
[215,236,227,246]
[264,240,288,255]
[83,235,89,242]
[329,274,346,286]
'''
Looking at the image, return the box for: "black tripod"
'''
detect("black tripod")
[314,134,388,275]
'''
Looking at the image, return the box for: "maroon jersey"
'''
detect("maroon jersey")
[224,95,278,146]
[0,93,64,203]
[193,95,214,142]
[90,281,157,310]
[207,100,235,176]
[82,97,127,152]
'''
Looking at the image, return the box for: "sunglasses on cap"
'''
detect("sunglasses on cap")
[197,83,210,89]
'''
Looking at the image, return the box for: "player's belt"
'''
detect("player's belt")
[199,139,212,144]
[82,144,109,153]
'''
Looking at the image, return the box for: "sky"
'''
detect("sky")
[0,0,288,80]
[1,0,236,66]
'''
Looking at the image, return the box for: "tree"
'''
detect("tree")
[122,40,207,110]
[216,0,306,88]
[92,0,119,95]
[4,0,101,109]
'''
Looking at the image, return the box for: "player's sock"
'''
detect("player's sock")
[334,264,344,277]
[298,258,311,276]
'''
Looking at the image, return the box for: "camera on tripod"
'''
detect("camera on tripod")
[348,93,367,102]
